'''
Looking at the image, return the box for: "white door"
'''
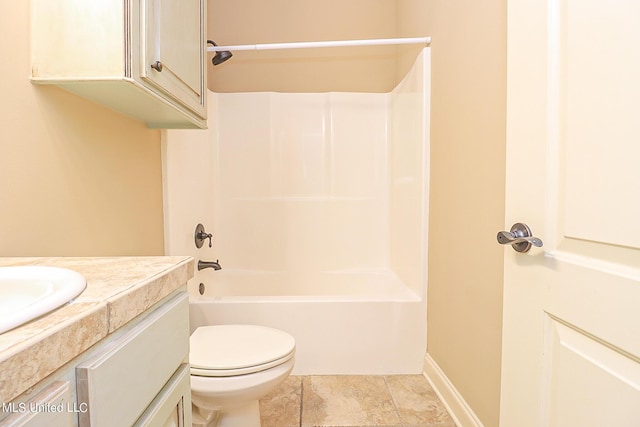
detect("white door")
[500,1,640,426]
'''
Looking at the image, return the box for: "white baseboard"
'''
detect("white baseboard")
[422,353,485,427]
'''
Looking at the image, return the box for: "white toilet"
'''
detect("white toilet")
[189,324,296,427]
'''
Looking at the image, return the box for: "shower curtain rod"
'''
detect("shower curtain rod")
[206,37,431,52]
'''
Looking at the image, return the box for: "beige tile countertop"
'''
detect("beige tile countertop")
[0,256,194,404]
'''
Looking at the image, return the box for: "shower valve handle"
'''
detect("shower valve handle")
[197,231,213,248]
[194,223,213,248]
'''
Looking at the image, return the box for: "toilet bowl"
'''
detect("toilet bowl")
[189,324,296,427]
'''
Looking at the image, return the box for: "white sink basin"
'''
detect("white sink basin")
[0,266,86,334]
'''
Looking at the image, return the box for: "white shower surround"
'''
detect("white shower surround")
[163,48,430,374]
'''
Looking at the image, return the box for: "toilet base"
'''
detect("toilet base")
[192,401,261,427]
[218,401,261,427]
[192,404,221,427]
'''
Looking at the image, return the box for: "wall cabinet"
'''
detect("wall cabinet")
[31,0,207,129]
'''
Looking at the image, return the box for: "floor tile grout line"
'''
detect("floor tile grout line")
[298,376,304,427]
[382,375,405,426]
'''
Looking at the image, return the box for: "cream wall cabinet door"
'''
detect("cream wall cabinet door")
[140,0,205,118]
[31,0,207,129]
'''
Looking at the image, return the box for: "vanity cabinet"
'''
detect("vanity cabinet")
[0,382,75,427]
[0,291,191,427]
[76,292,191,426]
[31,0,207,129]
[133,364,191,426]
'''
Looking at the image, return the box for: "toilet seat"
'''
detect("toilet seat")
[190,324,296,377]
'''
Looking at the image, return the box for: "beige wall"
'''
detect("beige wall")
[207,0,398,93]
[0,3,164,256]
[398,1,507,426]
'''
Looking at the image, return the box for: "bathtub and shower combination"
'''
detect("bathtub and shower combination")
[163,48,430,375]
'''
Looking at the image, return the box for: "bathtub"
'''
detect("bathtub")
[188,269,427,375]
[167,50,431,375]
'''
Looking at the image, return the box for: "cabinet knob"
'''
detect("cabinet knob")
[150,61,163,72]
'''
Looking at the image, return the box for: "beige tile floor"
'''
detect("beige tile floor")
[259,375,457,427]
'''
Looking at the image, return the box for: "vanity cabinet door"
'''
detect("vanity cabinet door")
[133,364,192,427]
[76,292,189,427]
[140,0,206,119]
[0,382,74,427]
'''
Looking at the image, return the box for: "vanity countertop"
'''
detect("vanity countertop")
[0,256,194,404]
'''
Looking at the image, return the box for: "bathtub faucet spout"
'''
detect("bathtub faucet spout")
[198,260,222,271]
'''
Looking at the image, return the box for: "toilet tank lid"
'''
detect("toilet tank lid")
[190,324,296,371]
